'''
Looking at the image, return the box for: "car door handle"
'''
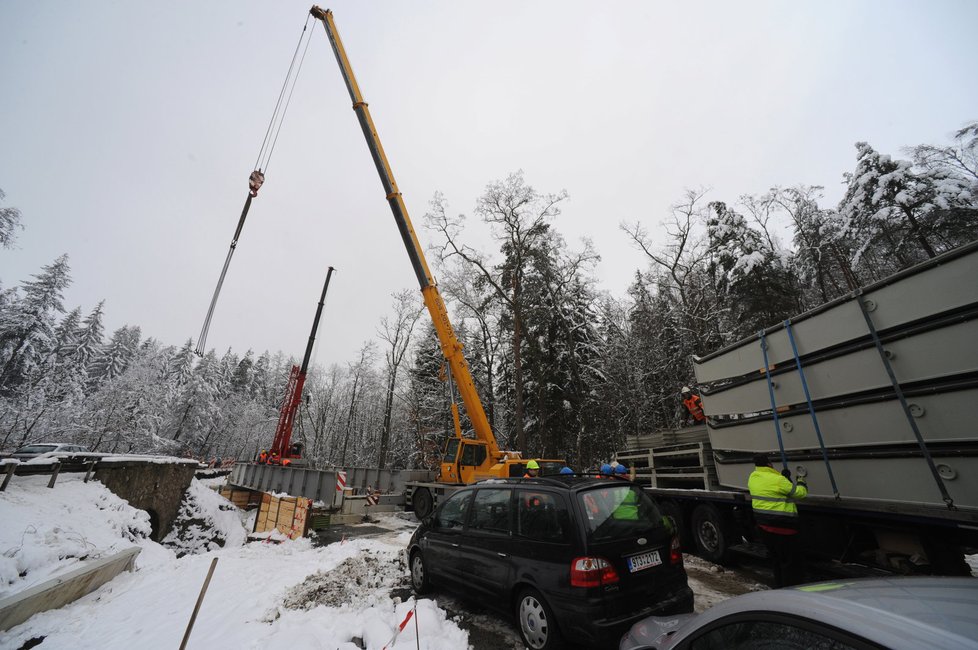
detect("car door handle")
[497,552,508,557]
[452,543,459,548]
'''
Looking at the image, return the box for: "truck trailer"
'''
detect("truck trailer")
[621,240,978,575]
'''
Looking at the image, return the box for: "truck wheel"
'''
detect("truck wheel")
[412,487,434,520]
[692,503,733,564]
[515,588,564,650]
[659,501,691,550]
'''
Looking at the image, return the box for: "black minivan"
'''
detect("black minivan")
[406,475,694,649]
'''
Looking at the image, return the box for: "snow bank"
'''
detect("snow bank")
[162,478,247,556]
[1,477,471,650]
[0,473,169,598]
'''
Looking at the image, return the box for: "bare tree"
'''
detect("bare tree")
[426,171,567,454]
[339,342,376,466]
[377,290,422,468]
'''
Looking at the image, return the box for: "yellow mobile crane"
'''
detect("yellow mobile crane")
[309,7,563,518]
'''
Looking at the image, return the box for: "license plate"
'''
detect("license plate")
[627,550,662,573]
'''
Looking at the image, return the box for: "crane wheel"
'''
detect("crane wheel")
[412,487,434,520]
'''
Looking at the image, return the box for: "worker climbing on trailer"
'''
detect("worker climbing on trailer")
[681,385,705,425]
[748,453,808,588]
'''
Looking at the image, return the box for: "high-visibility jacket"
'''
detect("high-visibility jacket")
[683,394,705,422]
[748,466,807,526]
[612,488,639,520]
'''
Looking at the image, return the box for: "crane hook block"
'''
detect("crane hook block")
[248,170,265,197]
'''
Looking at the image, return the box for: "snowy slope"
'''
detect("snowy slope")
[0,476,469,650]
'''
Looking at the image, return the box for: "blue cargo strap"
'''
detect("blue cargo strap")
[855,290,954,509]
[784,319,840,499]
[759,330,788,470]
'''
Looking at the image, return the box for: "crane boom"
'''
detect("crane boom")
[310,6,499,457]
[269,266,335,463]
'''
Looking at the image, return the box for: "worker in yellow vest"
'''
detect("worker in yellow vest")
[748,453,808,587]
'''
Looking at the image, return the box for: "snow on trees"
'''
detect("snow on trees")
[1,126,976,470]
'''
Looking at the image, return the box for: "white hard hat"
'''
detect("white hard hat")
[681,386,691,393]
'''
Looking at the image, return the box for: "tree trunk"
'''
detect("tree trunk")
[513,308,525,455]
[378,373,397,469]
[340,375,360,466]
[902,206,937,258]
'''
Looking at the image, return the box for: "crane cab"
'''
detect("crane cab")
[439,438,490,484]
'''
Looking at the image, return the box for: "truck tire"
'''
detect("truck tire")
[691,503,734,564]
[412,487,434,520]
[659,500,691,551]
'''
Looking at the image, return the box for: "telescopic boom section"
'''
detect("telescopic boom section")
[310,6,498,455]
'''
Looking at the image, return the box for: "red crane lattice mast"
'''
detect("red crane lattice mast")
[267,266,335,465]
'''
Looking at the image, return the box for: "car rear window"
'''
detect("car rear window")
[578,485,663,542]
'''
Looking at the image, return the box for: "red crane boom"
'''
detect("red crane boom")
[266,266,335,465]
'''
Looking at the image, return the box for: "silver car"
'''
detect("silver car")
[620,577,978,650]
[8,443,91,460]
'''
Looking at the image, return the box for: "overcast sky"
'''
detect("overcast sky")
[1,0,976,368]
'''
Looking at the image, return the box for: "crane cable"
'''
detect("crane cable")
[195,14,314,356]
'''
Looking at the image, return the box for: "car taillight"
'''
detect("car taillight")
[570,556,620,587]
[670,534,683,564]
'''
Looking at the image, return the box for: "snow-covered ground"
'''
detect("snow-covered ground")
[7,474,966,649]
[0,475,468,650]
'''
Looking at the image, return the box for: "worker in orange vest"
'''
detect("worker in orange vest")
[681,386,705,424]
[269,451,281,465]
[257,450,268,464]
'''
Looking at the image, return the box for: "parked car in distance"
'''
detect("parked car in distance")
[7,443,91,460]
[619,576,978,650]
[407,475,694,649]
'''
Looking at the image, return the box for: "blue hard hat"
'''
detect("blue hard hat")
[559,467,574,475]
[615,464,628,474]
[600,463,613,475]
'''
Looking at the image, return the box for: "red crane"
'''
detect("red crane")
[265,266,335,465]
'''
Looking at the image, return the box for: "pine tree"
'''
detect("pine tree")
[0,188,24,249]
[0,255,71,394]
[89,326,141,385]
[70,301,106,367]
[838,141,977,271]
[707,201,801,338]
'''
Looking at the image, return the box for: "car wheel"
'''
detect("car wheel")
[410,550,432,595]
[412,487,434,520]
[692,503,734,564]
[515,588,563,650]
